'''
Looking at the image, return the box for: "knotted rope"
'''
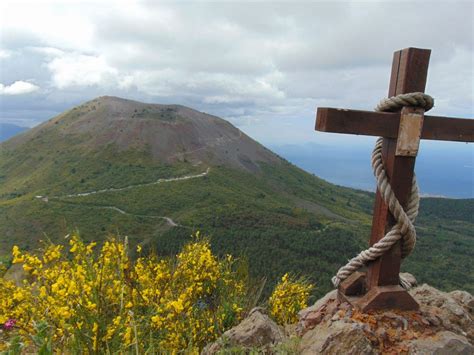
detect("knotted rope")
[331,92,434,290]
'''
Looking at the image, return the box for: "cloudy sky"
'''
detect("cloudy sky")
[0,0,472,147]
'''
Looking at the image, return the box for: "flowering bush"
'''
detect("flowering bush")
[1,234,315,352]
[269,273,314,324]
[0,233,247,353]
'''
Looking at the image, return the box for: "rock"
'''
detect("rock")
[299,320,375,354]
[382,311,408,329]
[425,313,442,326]
[400,272,418,290]
[410,284,473,341]
[201,342,221,354]
[203,285,474,354]
[408,331,473,354]
[297,305,327,334]
[3,263,27,287]
[297,290,339,333]
[295,284,474,354]
[202,309,284,354]
[375,327,388,343]
[449,290,474,312]
[298,289,337,319]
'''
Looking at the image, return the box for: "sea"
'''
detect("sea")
[270,141,474,199]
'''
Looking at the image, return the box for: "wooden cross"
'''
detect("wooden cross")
[315,47,474,312]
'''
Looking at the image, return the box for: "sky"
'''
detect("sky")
[0,0,473,148]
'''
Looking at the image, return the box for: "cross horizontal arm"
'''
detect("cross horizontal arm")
[316,108,474,142]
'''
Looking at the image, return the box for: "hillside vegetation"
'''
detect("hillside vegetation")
[0,97,472,298]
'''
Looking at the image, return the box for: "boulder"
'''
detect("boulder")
[202,308,285,354]
[294,285,473,354]
[299,320,375,354]
[203,285,473,354]
[298,289,337,320]
[449,290,474,312]
[3,263,27,287]
[408,331,473,354]
[400,272,418,289]
[410,284,473,341]
[297,290,339,333]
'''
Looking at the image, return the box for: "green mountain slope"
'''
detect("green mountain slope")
[0,96,472,297]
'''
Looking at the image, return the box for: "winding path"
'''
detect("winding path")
[56,168,210,198]
[41,168,211,228]
[98,206,180,227]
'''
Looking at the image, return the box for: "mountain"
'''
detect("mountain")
[0,96,472,297]
[0,123,28,142]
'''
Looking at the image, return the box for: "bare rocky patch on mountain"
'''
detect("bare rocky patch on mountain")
[5,96,280,172]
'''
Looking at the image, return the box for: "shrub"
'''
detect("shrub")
[268,273,314,324]
[0,233,248,353]
[1,234,315,352]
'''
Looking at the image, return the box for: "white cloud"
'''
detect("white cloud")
[29,46,64,57]
[47,53,118,88]
[0,1,472,144]
[0,0,95,52]
[0,81,40,95]
[0,49,13,59]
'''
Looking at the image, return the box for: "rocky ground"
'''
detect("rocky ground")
[204,282,473,354]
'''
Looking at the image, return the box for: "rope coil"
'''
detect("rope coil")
[375,92,434,112]
[331,92,434,289]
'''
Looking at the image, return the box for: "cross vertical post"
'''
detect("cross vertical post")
[367,49,431,289]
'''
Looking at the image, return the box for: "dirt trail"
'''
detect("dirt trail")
[42,168,210,228]
[102,206,181,227]
[48,201,183,227]
[55,168,210,198]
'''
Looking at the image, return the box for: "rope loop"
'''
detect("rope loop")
[375,92,434,113]
[331,92,434,289]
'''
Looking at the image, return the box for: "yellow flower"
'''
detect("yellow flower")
[105,327,115,341]
[69,239,78,253]
[113,316,122,326]
[123,327,133,345]
[12,245,24,263]
[269,273,314,324]
[151,315,163,328]
[86,242,96,255]
[1,233,250,352]
[92,322,99,349]
[169,300,184,313]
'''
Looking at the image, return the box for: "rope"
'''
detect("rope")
[331,92,434,290]
[376,92,434,112]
